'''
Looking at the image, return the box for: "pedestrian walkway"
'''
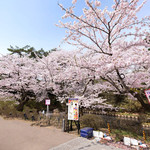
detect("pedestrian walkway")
[0,116,76,150]
[49,137,124,150]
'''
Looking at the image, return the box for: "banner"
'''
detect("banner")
[144,89,150,104]
[68,98,79,120]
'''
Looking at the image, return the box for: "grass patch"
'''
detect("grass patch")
[111,129,150,144]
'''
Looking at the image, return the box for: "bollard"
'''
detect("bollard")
[107,123,111,134]
[46,113,50,126]
[62,119,65,132]
[143,130,146,141]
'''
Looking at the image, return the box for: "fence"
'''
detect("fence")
[82,110,150,136]
[31,109,150,137]
[31,111,66,128]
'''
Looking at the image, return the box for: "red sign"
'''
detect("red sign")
[144,89,150,104]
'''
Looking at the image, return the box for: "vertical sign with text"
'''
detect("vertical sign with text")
[45,99,51,105]
[68,98,79,120]
[45,99,50,114]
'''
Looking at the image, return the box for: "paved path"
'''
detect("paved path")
[49,137,124,150]
[0,116,76,150]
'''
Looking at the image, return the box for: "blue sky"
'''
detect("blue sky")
[0,0,149,55]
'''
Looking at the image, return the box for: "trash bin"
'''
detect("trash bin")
[80,127,93,138]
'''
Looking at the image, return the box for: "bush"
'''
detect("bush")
[0,101,39,120]
[22,106,39,120]
[25,100,45,112]
[0,101,25,118]
[80,114,105,130]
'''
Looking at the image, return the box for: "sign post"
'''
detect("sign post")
[67,98,80,134]
[144,89,150,104]
[45,99,51,114]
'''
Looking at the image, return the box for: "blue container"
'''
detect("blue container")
[80,127,93,138]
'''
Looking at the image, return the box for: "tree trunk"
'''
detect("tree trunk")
[16,97,29,111]
[133,92,150,111]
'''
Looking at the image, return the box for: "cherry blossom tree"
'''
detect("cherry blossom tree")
[0,51,81,110]
[1,0,150,112]
[58,0,150,110]
[0,50,107,110]
[0,55,40,110]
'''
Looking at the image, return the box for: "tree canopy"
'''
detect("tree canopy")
[57,0,150,110]
[0,0,150,111]
[7,45,57,58]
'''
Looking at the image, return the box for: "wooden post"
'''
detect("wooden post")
[70,120,73,131]
[67,120,69,133]
[78,120,80,135]
[62,119,65,132]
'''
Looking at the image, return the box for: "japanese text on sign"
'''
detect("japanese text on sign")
[45,99,51,105]
[68,98,79,120]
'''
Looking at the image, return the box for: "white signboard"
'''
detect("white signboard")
[123,137,131,146]
[68,98,79,120]
[45,99,51,105]
[144,89,150,104]
[130,138,138,146]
